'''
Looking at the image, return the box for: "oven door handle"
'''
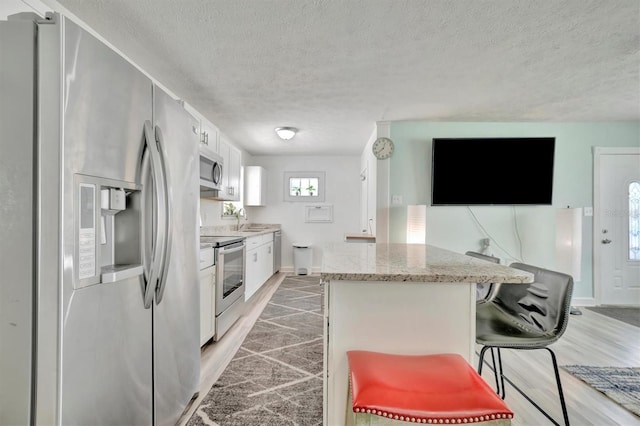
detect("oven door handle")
[218,244,245,256]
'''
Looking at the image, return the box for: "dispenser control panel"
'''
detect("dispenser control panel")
[78,183,97,280]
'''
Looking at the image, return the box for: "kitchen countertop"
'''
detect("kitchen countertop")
[320,242,534,283]
[200,224,281,239]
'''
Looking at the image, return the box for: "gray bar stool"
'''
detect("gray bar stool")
[475,263,574,426]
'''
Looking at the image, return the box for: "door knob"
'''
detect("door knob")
[602,238,612,244]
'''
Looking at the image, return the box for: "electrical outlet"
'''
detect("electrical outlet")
[392,195,403,205]
[584,207,593,217]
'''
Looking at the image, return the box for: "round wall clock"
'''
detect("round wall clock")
[372,137,395,160]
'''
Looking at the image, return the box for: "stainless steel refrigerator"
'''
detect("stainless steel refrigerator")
[0,12,200,426]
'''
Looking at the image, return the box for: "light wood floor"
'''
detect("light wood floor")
[178,272,288,426]
[482,306,640,426]
[179,276,640,426]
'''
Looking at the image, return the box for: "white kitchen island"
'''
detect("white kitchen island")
[320,243,534,426]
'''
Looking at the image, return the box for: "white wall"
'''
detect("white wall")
[384,121,640,301]
[360,128,377,235]
[199,198,226,227]
[243,155,360,272]
[374,121,391,243]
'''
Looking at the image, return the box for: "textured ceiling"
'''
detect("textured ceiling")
[40,0,640,155]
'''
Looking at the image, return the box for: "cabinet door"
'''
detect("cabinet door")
[199,266,215,346]
[228,145,241,201]
[218,138,231,200]
[200,118,219,153]
[260,242,274,285]
[217,136,241,201]
[244,166,266,206]
[245,247,260,301]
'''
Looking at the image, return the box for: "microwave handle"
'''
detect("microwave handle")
[213,161,222,185]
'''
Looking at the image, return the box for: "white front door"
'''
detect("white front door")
[594,147,640,306]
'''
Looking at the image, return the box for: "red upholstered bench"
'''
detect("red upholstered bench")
[346,351,514,425]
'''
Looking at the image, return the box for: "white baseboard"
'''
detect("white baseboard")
[571,297,596,307]
[279,266,321,275]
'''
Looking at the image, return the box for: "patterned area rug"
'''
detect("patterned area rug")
[187,275,324,426]
[585,306,640,328]
[561,365,640,418]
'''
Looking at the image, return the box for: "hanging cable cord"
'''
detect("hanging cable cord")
[512,206,525,262]
[467,206,523,263]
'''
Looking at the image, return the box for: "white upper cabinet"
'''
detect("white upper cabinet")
[183,102,241,202]
[244,166,267,206]
[228,145,241,201]
[219,136,241,201]
[183,102,218,152]
[199,118,219,153]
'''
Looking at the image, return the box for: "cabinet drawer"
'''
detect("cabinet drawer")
[199,247,215,270]
[246,236,262,250]
[260,233,274,244]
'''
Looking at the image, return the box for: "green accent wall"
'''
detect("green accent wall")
[388,122,640,299]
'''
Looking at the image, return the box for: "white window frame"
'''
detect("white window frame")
[284,171,325,202]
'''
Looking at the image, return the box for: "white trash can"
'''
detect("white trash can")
[292,242,312,275]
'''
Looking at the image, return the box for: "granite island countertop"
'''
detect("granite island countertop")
[320,242,533,284]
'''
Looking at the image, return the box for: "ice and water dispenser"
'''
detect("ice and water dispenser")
[75,174,143,289]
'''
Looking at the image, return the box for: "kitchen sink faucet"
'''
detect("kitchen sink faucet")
[235,208,247,231]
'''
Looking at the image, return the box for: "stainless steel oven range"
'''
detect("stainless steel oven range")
[201,235,246,341]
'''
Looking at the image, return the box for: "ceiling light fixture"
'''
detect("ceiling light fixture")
[275,127,297,140]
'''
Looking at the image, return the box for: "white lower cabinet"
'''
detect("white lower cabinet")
[262,241,274,284]
[199,265,215,346]
[245,234,274,301]
[245,246,260,300]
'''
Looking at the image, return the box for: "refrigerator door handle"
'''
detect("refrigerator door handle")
[141,120,168,309]
[154,125,173,304]
[140,125,155,307]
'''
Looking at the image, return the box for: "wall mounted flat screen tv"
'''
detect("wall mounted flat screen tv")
[431,137,555,205]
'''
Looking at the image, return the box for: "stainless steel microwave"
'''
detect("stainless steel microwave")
[200,146,223,192]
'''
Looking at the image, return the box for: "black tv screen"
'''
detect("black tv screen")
[431,137,555,205]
